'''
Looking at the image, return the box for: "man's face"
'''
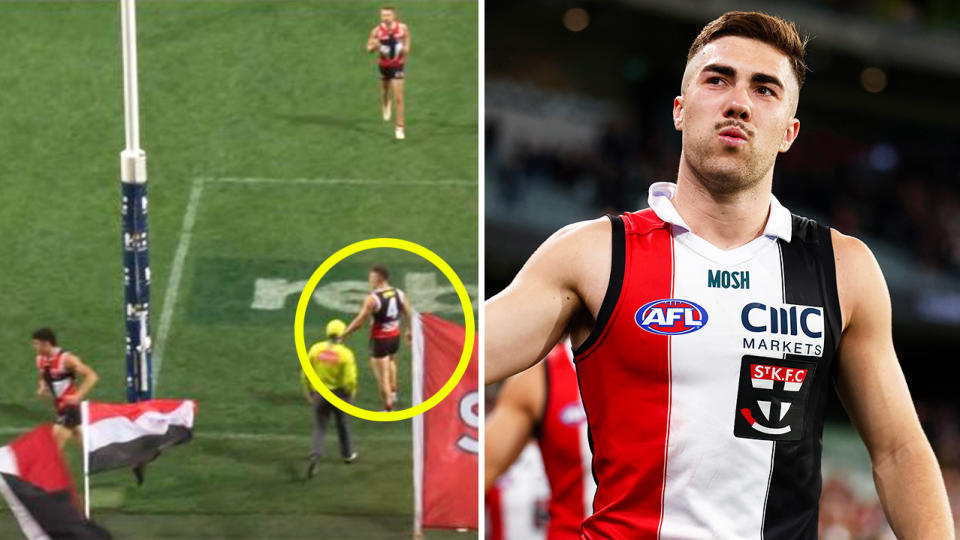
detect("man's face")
[674,36,801,194]
[32,339,50,356]
[380,9,395,24]
[368,271,382,289]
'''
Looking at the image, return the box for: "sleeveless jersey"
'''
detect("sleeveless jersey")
[574,182,842,539]
[486,443,550,540]
[36,349,78,412]
[538,342,596,539]
[370,287,405,339]
[374,22,407,68]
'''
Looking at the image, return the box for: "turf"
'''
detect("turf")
[0,0,478,537]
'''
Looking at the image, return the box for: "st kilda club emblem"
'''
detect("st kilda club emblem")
[734,355,817,441]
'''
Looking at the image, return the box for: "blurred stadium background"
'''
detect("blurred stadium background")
[0,0,476,538]
[486,0,960,537]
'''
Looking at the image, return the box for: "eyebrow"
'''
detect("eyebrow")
[702,63,784,90]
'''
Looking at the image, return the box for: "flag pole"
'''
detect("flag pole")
[120,0,153,403]
[411,313,424,540]
[82,400,91,519]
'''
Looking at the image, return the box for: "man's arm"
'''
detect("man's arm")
[402,24,410,58]
[484,361,545,490]
[485,218,611,384]
[366,27,379,53]
[832,230,953,538]
[343,295,376,339]
[37,376,47,397]
[62,354,98,404]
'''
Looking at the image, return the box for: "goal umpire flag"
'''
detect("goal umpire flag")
[83,399,196,474]
[412,313,479,532]
[0,425,111,539]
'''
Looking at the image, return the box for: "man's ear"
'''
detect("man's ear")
[673,96,684,131]
[779,117,800,153]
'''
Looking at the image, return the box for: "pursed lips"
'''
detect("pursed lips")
[718,126,749,146]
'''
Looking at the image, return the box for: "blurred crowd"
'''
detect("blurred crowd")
[806,0,960,30]
[819,402,960,538]
[488,114,960,274]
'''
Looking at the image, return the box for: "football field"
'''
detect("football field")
[0,0,478,538]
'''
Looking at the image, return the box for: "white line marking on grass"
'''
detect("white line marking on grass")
[149,175,474,389]
[152,177,205,391]
[202,177,474,187]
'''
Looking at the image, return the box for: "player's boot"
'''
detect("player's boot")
[306,454,320,479]
[382,100,391,121]
[395,126,405,140]
[344,452,358,464]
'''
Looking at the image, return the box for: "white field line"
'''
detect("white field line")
[151,177,205,392]
[151,176,474,389]
[202,177,474,187]
[0,426,409,442]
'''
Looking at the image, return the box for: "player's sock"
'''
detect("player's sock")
[395,126,405,140]
[382,100,392,121]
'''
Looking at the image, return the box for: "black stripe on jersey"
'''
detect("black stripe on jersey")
[762,216,842,540]
[573,215,625,358]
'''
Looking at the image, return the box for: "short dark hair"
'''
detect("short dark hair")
[32,327,57,345]
[370,264,390,281]
[381,6,395,12]
[687,11,809,88]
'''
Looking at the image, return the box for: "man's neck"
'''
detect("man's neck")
[673,157,774,250]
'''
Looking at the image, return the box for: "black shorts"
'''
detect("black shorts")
[55,405,81,428]
[379,65,405,80]
[371,336,400,357]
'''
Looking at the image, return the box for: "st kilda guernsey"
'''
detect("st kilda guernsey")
[574,182,842,539]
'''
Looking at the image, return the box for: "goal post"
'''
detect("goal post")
[119,0,152,402]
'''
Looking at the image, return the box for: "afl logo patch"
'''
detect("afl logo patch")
[635,299,709,335]
[559,403,587,426]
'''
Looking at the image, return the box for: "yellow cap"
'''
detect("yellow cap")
[326,319,346,337]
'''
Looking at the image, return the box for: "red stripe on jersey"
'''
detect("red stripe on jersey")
[539,344,589,539]
[576,208,673,539]
[539,343,589,540]
[485,485,504,540]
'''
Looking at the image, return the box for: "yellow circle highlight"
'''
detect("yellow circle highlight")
[295,238,475,422]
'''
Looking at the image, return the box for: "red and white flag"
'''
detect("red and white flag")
[0,424,111,539]
[83,399,196,474]
[412,313,478,532]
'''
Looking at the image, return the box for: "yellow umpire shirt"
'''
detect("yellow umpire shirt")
[302,340,357,397]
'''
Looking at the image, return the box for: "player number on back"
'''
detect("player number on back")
[386,297,399,318]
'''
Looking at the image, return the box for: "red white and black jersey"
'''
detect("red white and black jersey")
[374,22,408,68]
[486,443,551,540]
[574,182,842,539]
[370,287,406,339]
[538,342,596,538]
[36,349,78,412]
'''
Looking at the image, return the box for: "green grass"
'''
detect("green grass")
[0,0,478,537]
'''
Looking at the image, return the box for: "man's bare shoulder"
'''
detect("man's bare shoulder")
[540,217,611,258]
[831,228,888,331]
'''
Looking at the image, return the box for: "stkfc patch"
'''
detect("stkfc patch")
[734,355,817,441]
